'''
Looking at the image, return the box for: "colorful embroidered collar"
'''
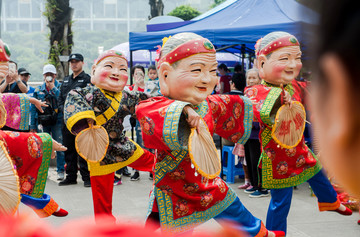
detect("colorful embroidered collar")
[157,38,216,68]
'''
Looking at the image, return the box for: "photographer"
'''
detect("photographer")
[30,64,65,181]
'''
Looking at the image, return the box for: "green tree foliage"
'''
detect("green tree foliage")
[44,0,73,80]
[2,32,49,83]
[1,30,127,83]
[168,5,201,21]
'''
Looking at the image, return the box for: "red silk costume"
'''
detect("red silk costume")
[136,94,253,233]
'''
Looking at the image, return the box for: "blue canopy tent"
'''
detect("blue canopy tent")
[129,0,319,77]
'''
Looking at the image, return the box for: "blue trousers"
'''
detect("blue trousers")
[266,169,338,234]
[43,122,65,173]
[214,197,263,236]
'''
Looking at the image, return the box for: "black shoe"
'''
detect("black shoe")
[84,180,91,187]
[59,179,77,186]
[130,172,140,181]
[149,173,153,180]
[122,167,131,177]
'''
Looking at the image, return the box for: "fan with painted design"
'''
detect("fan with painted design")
[188,118,221,180]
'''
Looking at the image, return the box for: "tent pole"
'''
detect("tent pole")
[149,50,152,65]
[130,50,134,85]
[130,50,134,141]
[241,44,245,72]
[216,44,240,52]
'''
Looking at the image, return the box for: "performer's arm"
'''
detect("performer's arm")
[209,94,253,145]
[64,88,95,135]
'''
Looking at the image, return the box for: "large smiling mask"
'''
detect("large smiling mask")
[157,33,219,105]
[256,31,302,86]
[91,50,129,92]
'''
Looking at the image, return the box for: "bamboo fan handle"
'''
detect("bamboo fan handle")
[280,84,285,105]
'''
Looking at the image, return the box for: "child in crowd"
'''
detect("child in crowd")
[145,65,161,97]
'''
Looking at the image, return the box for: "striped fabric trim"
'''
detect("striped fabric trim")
[237,96,253,144]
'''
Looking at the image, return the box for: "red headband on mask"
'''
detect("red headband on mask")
[95,50,127,65]
[258,35,299,56]
[157,38,216,68]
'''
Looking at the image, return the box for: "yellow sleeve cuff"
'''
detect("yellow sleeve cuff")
[66,110,96,134]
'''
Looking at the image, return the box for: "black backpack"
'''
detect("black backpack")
[37,93,58,127]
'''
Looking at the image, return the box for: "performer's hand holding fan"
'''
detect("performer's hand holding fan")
[272,85,306,149]
[188,118,221,180]
[75,121,109,163]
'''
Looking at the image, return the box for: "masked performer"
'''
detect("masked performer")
[136,32,284,237]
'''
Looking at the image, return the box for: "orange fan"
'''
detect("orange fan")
[272,101,306,149]
[188,118,221,180]
[75,125,109,163]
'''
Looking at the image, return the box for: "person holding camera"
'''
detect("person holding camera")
[30,64,65,181]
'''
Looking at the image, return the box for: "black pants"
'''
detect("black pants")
[244,139,262,189]
[62,125,90,181]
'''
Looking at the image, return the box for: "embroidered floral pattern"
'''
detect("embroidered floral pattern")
[245,87,258,98]
[183,183,199,195]
[175,199,189,217]
[232,102,242,119]
[215,178,226,193]
[140,117,155,136]
[27,136,42,159]
[227,132,242,143]
[20,175,35,195]
[219,95,230,104]
[218,102,227,117]
[276,161,288,175]
[169,167,186,180]
[255,99,264,112]
[210,101,219,114]
[200,191,213,207]
[159,185,173,196]
[265,148,276,160]
[285,147,296,157]
[223,117,235,131]
[296,155,306,167]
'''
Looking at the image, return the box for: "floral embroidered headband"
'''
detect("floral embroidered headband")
[257,35,300,56]
[156,38,216,69]
[95,50,127,65]
[0,39,11,62]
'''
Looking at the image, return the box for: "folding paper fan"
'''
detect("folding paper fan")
[272,101,306,149]
[0,141,20,215]
[0,98,7,128]
[188,118,221,180]
[75,125,109,163]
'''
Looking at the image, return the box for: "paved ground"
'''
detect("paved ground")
[19,168,359,237]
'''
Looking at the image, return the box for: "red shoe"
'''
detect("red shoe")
[272,230,286,237]
[266,230,285,237]
[52,208,68,217]
[332,206,352,216]
[357,219,360,225]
